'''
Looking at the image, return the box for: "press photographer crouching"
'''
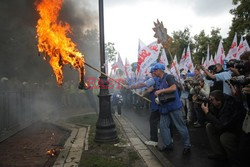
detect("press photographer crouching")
[201,90,246,166]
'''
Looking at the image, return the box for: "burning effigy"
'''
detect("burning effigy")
[35,0,87,89]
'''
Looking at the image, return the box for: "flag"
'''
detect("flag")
[170,55,180,78]
[179,48,186,70]
[117,53,125,72]
[226,33,237,60]
[111,62,118,72]
[124,57,132,78]
[214,39,225,65]
[204,44,210,68]
[243,39,250,52]
[136,39,160,81]
[184,45,194,72]
[159,48,169,67]
[209,54,215,66]
[236,36,245,60]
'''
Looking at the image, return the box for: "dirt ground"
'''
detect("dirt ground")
[0,122,70,167]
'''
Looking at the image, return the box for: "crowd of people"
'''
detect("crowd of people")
[123,51,250,166]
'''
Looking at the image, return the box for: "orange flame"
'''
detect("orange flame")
[35,0,85,85]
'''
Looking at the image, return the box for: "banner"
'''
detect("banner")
[226,33,237,60]
[159,48,169,67]
[214,39,225,65]
[136,39,160,81]
[179,48,186,70]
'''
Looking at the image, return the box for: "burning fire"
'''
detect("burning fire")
[35,0,86,86]
[47,149,56,157]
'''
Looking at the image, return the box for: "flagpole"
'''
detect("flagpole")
[84,62,151,102]
[163,44,183,86]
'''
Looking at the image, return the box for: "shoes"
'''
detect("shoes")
[193,121,198,125]
[207,154,227,160]
[144,141,158,147]
[193,123,202,128]
[183,148,191,155]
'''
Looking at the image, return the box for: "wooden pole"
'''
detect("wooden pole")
[84,62,151,102]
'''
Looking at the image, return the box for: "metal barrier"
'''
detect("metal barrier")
[0,90,33,142]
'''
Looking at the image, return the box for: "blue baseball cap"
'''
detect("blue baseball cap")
[153,63,165,71]
[150,67,155,73]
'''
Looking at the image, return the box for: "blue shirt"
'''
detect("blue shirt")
[215,71,232,96]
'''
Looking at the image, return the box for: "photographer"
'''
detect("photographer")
[180,71,191,123]
[237,51,250,166]
[190,78,210,128]
[201,63,239,96]
[201,90,246,165]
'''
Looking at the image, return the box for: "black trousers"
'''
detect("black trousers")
[150,110,160,142]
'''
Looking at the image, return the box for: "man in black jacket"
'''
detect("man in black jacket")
[201,90,246,164]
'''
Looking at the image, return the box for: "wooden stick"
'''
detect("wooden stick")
[163,46,184,90]
[84,62,151,102]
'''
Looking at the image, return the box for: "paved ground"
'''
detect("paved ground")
[0,122,70,167]
[121,106,230,167]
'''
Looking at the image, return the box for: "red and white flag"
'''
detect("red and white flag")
[124,57,132,78]
[179,48,186,70]
[170,55,180,78]
[136,39,160,81]
[159,48,169,67]
[117,53,125,72]
[226,33,237,60]
[111,62,118,72]
[243,39,250,52]
[183,45,194,72]
[236,36,245,60]
[214,39,225,65]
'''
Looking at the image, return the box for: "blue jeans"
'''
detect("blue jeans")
[160,109,191,148]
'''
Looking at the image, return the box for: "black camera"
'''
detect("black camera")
[226,59,247,75]
[208,65,217,72]
[197,95,210,104]
[192,82,200,87]
[229,76,250,86]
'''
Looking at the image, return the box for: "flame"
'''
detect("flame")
[47,149,56,156]
[35,0,85,85]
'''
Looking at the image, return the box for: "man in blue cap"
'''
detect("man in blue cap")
[153,63,191,154]
[127,67,160,146]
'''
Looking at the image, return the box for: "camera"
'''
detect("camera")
[196,95,210,104]
[208,65,217,72]
[191,82,200,87]
[226,59,248,75]
[229,76,250,86]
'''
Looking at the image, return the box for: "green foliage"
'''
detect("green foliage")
[226,0,250,51]
[170,27,192,63]
[105,42,118,63]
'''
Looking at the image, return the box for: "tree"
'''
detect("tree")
[193,30,210,64]
[105,42,117,63]
[226,0,250,51]
[209,28,222,56]
[170,27,192,63]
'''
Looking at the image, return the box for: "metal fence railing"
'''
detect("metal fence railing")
[0,90,33,142]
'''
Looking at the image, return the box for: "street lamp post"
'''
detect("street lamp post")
[94,0,118,143]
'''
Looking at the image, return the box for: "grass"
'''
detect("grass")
[66,114,144,167]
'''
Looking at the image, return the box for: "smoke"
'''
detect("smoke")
[0,0,99,83]
[0,0,100,122]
